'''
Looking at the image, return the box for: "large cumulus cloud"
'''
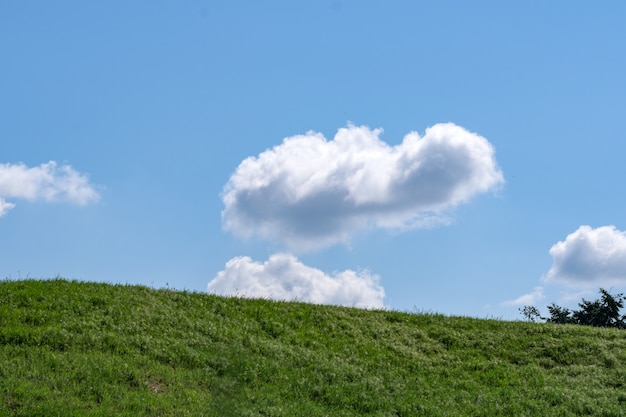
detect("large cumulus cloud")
[222,123,503,251]
[545,225,626,287]
[0,161,99,216]
[207,253,385,308]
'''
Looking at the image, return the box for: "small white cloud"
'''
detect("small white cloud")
[208,253,385,309]
[544,225,626,287]
[0,161,99,215]
[0,199,16,217]
[502,286,544,307]
[222,123,503,251]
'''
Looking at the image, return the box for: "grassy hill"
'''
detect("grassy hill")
[1,279,626,416]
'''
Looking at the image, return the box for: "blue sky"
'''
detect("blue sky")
[2,1,626,319]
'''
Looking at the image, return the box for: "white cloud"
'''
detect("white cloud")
[544,225,626,287]
[222,123,503,251]
[0,161,99,216]
[0,199,16,217]
[502,286,544,307]
[208,253,386,309]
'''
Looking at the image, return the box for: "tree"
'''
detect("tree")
[519,305,541,322]
[572,288,626,329]
[544,303,574,324]
[521,288,626,329]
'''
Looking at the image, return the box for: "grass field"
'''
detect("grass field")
[1,279,626,416]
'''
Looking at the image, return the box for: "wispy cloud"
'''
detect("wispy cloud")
[222,123,503,251]
[208,253,385,308]
[0,199,16,217]
[0,161,100,216]
[502,286,544,307]
[544,225,626,287]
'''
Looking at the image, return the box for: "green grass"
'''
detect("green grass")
[1,279,626,416]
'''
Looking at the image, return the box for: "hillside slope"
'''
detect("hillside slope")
[1,279,626,416]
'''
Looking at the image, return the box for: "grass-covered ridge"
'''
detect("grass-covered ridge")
[1,279,626,416]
